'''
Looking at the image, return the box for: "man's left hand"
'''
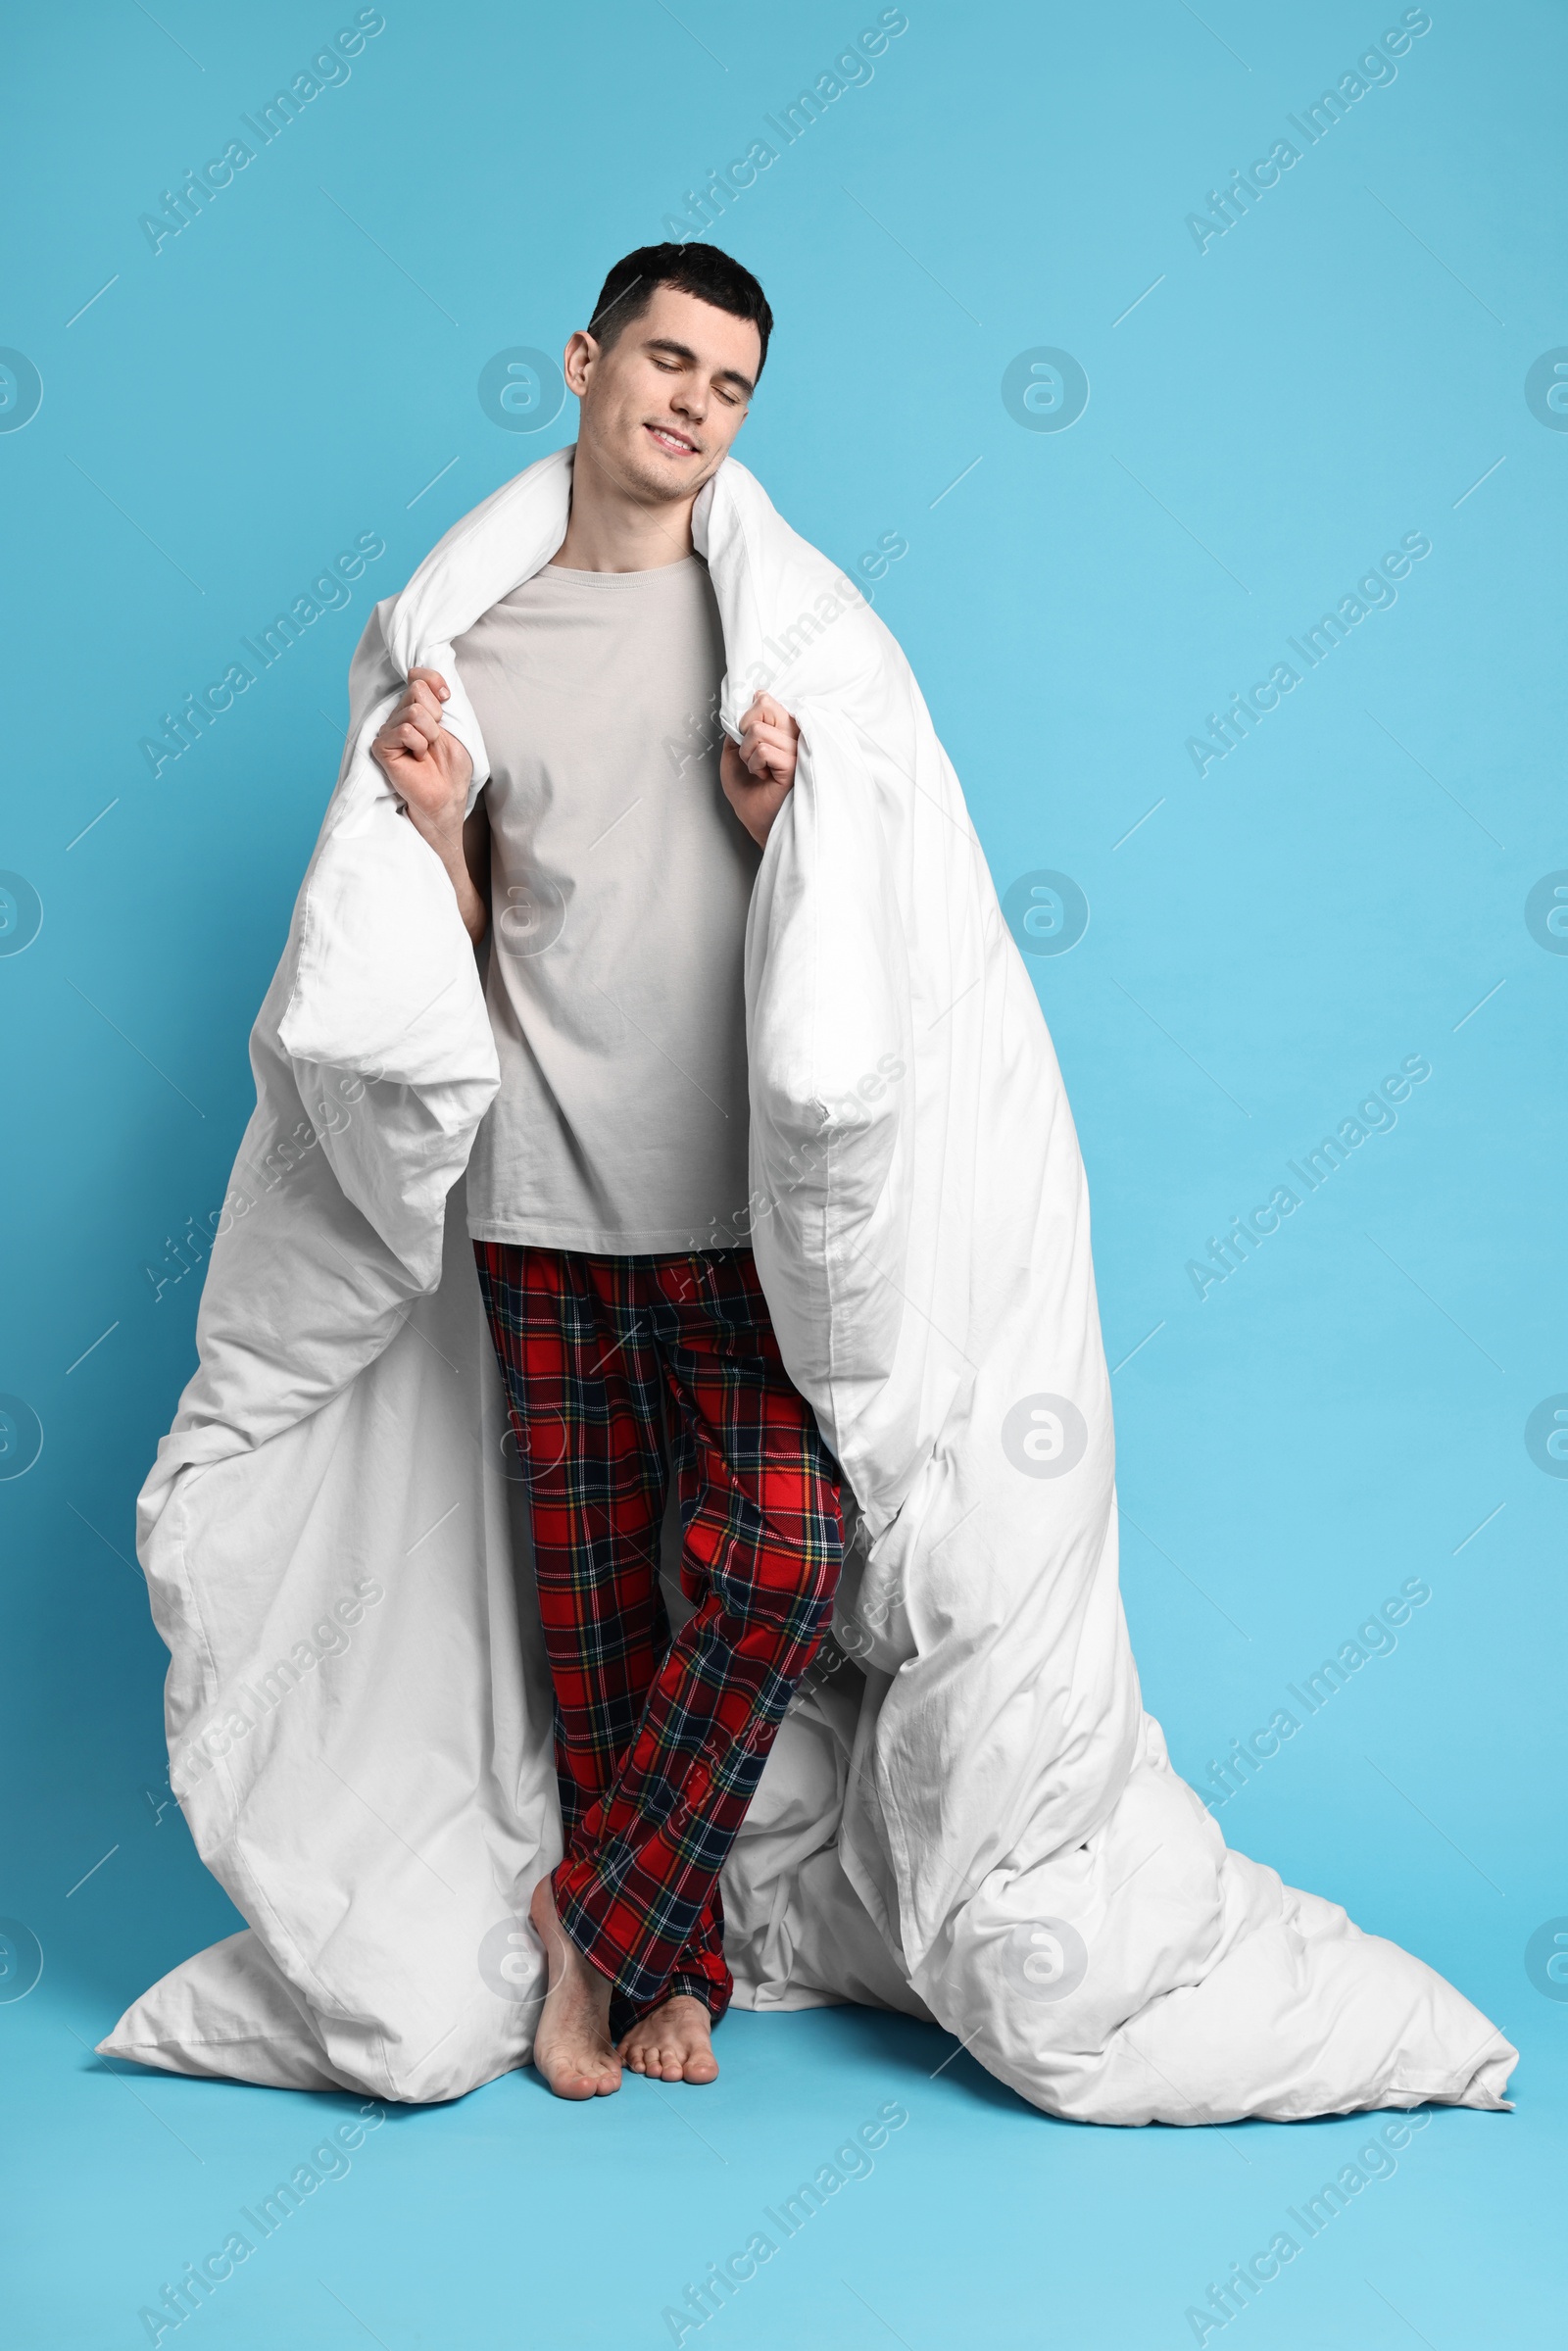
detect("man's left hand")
[720,693,799,848]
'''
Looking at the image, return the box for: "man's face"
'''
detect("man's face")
[564,284,760,509]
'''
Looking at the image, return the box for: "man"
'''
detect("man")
[369,246,838,2101]
[107,239,1516,2138]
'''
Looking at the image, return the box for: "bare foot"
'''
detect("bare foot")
[617,1993,719,2084]
[527,1876,621,2100]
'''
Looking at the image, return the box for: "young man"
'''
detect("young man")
[369,246,839,2101]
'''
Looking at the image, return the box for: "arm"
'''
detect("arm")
[369,665,488,945]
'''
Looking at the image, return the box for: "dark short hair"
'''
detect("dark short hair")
[587,243,773,381]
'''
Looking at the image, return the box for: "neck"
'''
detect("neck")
[552,436,697,573]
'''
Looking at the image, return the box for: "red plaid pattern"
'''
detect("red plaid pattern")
[474,1242,843,2030]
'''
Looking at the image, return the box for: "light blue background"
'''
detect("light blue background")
[2,3,1563,2344]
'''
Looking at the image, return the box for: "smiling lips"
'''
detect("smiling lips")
[645,422,699,458]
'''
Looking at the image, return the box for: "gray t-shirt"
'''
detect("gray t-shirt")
[453,554,760,1252]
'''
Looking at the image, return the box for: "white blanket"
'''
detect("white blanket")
[103,448,1515,2124]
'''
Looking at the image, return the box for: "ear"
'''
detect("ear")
[563,329,598,398]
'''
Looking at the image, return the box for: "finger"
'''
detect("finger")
[743,735,794,776]
[726,738,771,785]
[407,666,450,701]
[393,722,431,759]
[742,722,793,759]
[401,698,442,745]
[388,709,434,754]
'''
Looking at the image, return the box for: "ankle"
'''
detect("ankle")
[566,1944,614,2015]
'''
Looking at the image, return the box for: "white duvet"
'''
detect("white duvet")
[103,447,1515,2124]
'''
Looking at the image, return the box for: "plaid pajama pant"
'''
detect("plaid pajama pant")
[474,1242,844,2033]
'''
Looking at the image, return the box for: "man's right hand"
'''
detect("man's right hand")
[369,666,487,944]
[370,666,473,826]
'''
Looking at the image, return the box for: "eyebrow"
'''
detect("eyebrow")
[642,335,756,399]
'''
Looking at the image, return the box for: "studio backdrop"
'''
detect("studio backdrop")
[1,0,1562,2306]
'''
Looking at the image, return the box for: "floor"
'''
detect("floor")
[8,1898,1561,2348]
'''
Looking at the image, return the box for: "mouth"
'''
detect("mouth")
[644,422,700,460]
